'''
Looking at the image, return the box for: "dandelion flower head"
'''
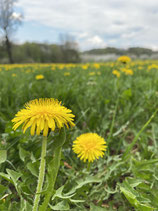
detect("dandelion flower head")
[93,63,100,69]
[12,98,75,136]
[35,74,44,80]
[125,69,133,75]
[112,70,120,78]
[64,72,70,76]
[72,133,107,162]
[117,56,131,64]
[12,73,17,77]
[89,72,96,76]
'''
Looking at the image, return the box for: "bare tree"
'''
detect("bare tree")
[59,34,80,63]
[0,0,22,63]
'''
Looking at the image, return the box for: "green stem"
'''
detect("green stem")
[107,97,119,143]
[107,97,119,156]
[39,146,62,211]
[123,108,158,159]
[87,162,91,172]
[32,136,47,211]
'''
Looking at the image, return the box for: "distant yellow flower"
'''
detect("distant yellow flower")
[72,133,107,162]
[82,65,88,70]
[120,68,126,73]
[93,63,100,69]
[51,66,56,71]
[26,70,31,73]
[112,70,120,78]
[117,56,131,64]
[89,72,96,76]
[12,98,75,136]
[12,73,16,77]
[35,74,44,80]
[120,68,133,75]
[125,69,133,75]
[147,64,158,71]
[64,72,70,76]
[59,65,65,69]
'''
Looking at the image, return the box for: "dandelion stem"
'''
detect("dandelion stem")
[32,136,47,211]
[123,108,158,159]
[39,129,66,211]
[87,162,91,171]
[107,97,119,156]
[107,97,119,144]
[39,146,62,211]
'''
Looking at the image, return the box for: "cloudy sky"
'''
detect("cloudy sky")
[15,0,158,51]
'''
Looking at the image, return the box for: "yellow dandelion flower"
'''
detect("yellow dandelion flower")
[89,72,96,76]
[12,98,75,136]
[125,69,133,75]
[51,66,56,71]
[93,63,100,69]
[59,65,65,70]
[72,133,107,162]
[82,65,88,70]
[117,56,131,64]
[120,68,126,73]
[97,71,101,75]
[112,70,120,78]
[35,74,44,80]
[64,72,70,76]
[147,64,158,71]
[12,73,17,77]
[26,70,31,73]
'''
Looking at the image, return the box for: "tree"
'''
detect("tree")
[59,34,81,63]
[0,0,22,63]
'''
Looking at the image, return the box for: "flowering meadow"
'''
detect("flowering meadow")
[0,59,158,210]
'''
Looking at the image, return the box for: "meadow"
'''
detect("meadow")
[0,59,158,210]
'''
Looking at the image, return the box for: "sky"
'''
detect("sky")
[15,0,158,51]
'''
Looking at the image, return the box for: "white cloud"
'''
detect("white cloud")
[16,0,158,50]
[87,36,105,45]
[82,35,106,50]
[12,12,23,22]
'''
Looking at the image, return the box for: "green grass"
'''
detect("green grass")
[0,61,158,210]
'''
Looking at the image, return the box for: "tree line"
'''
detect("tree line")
[83,47,157,56]
[0,41,81,63]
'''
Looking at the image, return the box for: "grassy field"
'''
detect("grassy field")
[0,60,158,210]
